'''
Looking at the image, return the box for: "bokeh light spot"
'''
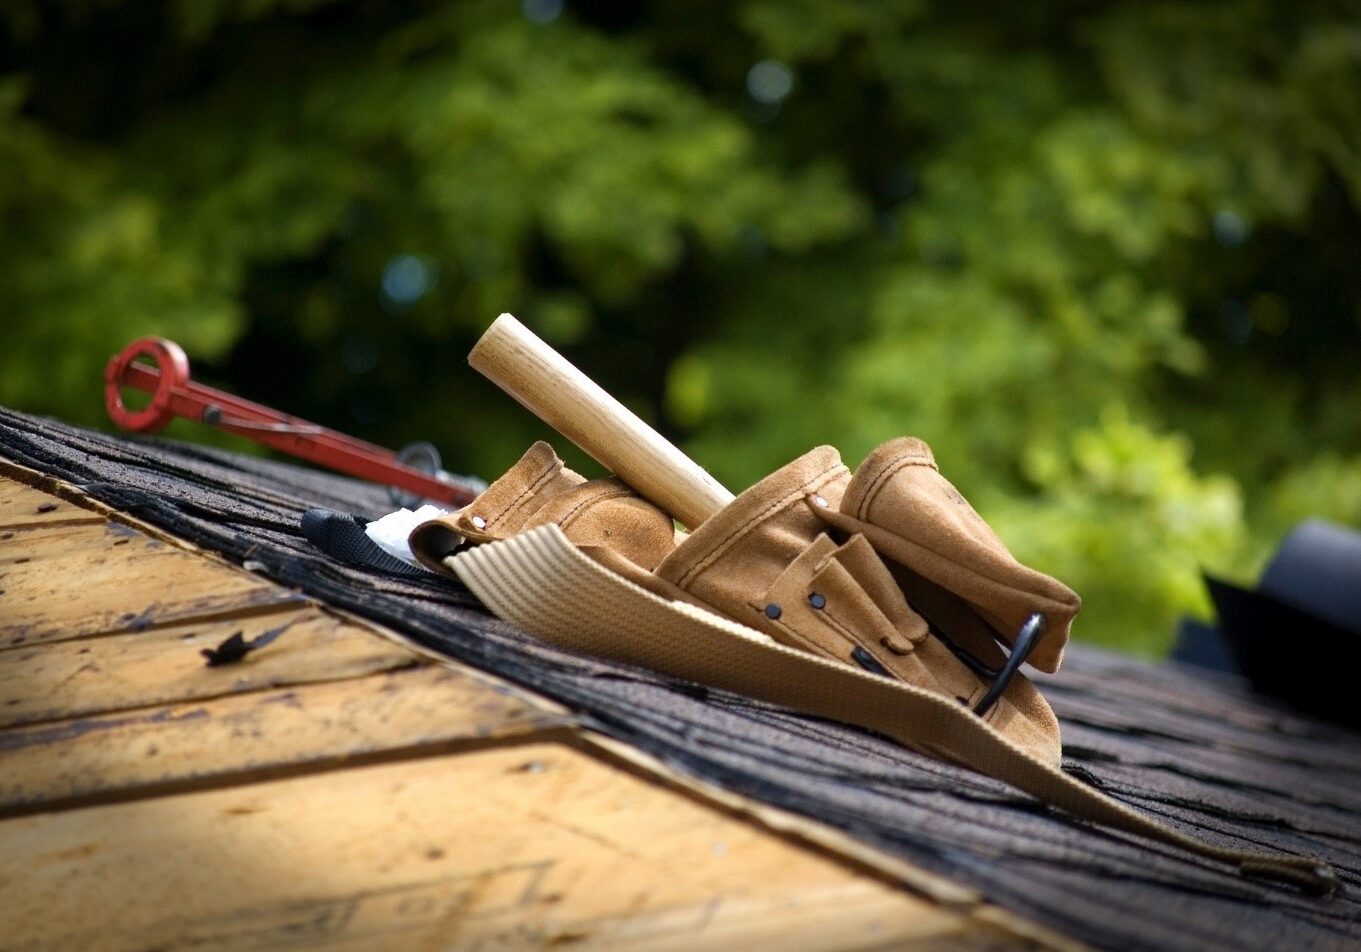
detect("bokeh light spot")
[746,60,794,105]
[1212,210,1249,249]
[522,0,563,25]
[380,254,435,308]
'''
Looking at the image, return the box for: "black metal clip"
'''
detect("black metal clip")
[934,612,1046,716]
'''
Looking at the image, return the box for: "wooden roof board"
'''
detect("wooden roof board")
[0,407,1357,950]
[0,452,1022,950]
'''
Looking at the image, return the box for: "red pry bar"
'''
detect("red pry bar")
[104,336,478,507]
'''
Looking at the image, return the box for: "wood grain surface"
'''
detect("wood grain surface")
[1,520,302,648]
[0,742,1001,952]
[0,608,417,729]
[0,462,1024,951]
[0,664,563,814]
[0,478,103,530]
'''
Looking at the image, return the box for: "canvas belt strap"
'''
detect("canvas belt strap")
[448,524,1339,897]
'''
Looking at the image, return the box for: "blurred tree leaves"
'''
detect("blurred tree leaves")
[1,0,1358,652]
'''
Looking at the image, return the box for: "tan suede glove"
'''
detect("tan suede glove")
[819,437,1079,674]
[648,445,1063,763]
[408,441,676,575]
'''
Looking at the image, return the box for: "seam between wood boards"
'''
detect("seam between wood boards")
[0,516,108,532]
[0,599,313,655]
[0,450,1059,942]
[0,656,425,732]
[321,602,576,719]
[0,723,580,822]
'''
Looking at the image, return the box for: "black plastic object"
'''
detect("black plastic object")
[1171,617,1237,672]
[935,613,1047,716]
[850,644,891,677]
[1203,519,1361,728]
[300,508,427,578]
[1260,520,1361,636]
[201,618,295,666]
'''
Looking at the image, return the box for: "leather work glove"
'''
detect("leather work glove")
[408,441,677,575]
[815,437,1079,674]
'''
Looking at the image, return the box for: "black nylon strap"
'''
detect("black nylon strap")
[300,509,427,578]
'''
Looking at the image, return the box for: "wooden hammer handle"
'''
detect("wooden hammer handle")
[469,314,735,529]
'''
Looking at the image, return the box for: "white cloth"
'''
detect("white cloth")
[364,504,450,567]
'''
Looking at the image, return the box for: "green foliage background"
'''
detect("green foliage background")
[3,0,1359,653]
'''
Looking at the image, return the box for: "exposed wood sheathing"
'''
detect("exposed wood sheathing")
[1,408,1358,949]
[0,445,1037,949]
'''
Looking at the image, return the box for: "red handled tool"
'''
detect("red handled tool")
[104,336,481,507]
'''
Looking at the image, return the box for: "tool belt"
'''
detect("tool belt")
[410,437,1336,895]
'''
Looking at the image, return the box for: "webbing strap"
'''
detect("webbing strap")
[301,509,428,578]
[449,525,1339,897]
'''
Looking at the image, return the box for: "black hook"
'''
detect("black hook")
[934,613,1046,716]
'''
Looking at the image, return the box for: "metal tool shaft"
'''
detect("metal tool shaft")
[105,336,477,507]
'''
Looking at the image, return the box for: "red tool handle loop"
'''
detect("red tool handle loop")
[104,337,192,433]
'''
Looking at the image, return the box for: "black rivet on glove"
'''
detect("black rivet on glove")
[808,592,826,609]
[764,603,782,620]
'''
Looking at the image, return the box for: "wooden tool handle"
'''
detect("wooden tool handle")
[469,314,735,529]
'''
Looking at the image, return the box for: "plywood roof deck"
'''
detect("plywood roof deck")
[0,463,1041,950]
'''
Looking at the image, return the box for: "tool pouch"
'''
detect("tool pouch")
[416,439,1066,762]
[408,441,676,575]
[652,445,1061,763]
